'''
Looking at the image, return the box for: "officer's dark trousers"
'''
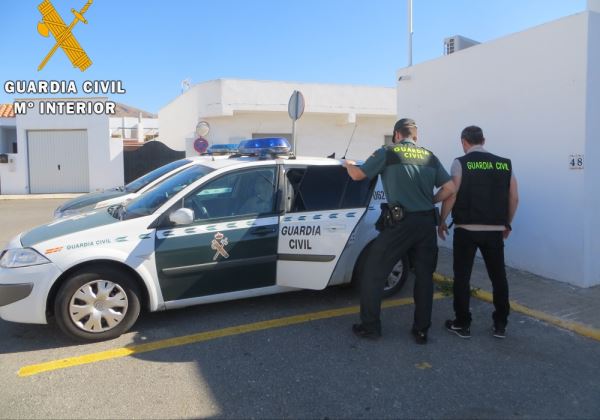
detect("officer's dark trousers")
[452,228,510,327]
[360,212,438,333]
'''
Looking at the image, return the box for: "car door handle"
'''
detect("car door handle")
[326,224,346,232]
[250,226,276,236]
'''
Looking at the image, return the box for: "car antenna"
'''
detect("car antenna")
[341,123,358,159]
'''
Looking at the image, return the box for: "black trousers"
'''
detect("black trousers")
[452,228,510,327]
[360,212,438,333]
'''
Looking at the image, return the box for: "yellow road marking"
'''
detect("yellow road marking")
[18,293,447,377]
[433,273,600,342]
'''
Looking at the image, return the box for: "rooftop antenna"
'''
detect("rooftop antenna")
[341,122,358,159]
[408,0,413,67]
[181,78,191,93]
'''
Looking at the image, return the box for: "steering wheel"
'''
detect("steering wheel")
[189,198,210,219]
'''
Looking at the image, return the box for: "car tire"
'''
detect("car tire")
[54,267,141,341]
[382,256,409,298]
[353,244,410,298]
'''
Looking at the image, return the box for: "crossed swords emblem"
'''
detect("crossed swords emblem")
[211,232,230,261]
[37,0,93,71]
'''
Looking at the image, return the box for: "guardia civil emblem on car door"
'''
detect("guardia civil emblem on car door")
[211,232,229,260]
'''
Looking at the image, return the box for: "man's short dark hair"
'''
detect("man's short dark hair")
[394,118,417,139]
[461,126,485,145]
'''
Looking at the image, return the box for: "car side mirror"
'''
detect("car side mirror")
[169,208,194,226]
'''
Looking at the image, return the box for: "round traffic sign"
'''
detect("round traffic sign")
[193,137,209,154]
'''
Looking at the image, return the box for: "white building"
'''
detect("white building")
[109,102,159,145]
[396,2,600,287]
[159,79,396,160]
[0,98,124,194]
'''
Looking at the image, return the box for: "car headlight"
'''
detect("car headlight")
[0,248,51,268]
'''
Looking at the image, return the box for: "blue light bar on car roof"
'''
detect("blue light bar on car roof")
[207,143,239,154]
[238,137,291,156]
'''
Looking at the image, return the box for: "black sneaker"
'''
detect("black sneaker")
[352,324,381,340]
[492,325,506,339]
[411,328,428,345]
[444,319,471,339]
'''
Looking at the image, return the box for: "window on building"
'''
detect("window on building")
[252,133,292,143]
[0,127,17,154]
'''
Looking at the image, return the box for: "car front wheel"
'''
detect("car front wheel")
[54,267,141,341]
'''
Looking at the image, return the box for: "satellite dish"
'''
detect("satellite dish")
[195,120,210,137]
[181,78,192,92]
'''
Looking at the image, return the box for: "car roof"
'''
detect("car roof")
[194,155,346,171]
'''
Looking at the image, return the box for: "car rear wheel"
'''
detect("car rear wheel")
[382,257,409,297]
[54,267,141,341]
[354,245,409,298]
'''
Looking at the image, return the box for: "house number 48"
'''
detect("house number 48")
[569,154,584,170]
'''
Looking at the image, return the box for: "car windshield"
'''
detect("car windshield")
[121,165,213,219]
[124,159,192,193]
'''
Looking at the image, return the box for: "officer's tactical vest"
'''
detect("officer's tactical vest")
[452,151,511,225]
[385,142,436,168]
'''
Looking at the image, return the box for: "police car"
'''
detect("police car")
[0,138,408,341]
[53,148,237,218]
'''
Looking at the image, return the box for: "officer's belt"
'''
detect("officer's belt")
[404,209,435,216]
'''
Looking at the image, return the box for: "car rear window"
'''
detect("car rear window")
[286,166,373,212]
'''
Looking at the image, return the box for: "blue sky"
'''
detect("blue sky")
[0,0,586,113]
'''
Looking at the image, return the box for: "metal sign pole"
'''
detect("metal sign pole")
[292,118,297,155]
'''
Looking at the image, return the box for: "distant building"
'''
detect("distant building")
[0,100,158,194]
[395,2,600,287]
[109,102,159,151]
[159,79,396,160]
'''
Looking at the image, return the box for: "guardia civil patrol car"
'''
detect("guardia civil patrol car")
[0,138,408,341]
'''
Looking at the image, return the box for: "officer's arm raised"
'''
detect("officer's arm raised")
[345,163,367,181]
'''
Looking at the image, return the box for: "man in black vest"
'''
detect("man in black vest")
[438,126,519,339]
[345,118,456,344]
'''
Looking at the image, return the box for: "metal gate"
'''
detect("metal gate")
[27,130,89,193]
[123,141,185,184]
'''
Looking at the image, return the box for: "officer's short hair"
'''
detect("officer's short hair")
[394,118,417,139]
[461,126,485,145]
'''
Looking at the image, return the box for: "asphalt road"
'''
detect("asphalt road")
[1,199,599,419]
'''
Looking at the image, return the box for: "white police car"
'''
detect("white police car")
[53,148,238,219]
[0,138,407,341]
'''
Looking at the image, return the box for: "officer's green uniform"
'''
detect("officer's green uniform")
[359,139,450,335]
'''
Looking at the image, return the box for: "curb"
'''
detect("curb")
[0,194,82,200]
[432,273,600,342]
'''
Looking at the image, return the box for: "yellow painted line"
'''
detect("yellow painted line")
[433,273,600,342]
[18,293,447,377]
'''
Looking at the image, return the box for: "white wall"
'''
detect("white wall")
[159,79,396,153]
[159,80,223,151]
[396,12,595,286]
[0,98,123,194]
[184,112,393,160]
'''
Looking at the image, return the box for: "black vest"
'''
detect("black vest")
[452,151,511,225]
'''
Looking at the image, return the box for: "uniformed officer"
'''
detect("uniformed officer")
[438,125,519,339]
[344,118,456,344]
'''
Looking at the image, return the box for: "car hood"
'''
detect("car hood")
[56,189,128,212]
[21,210,120,247]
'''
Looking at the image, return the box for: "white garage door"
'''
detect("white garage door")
[27,130,90,193]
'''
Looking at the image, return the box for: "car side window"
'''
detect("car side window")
[182,167,277,222]
[285,166,373,212]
